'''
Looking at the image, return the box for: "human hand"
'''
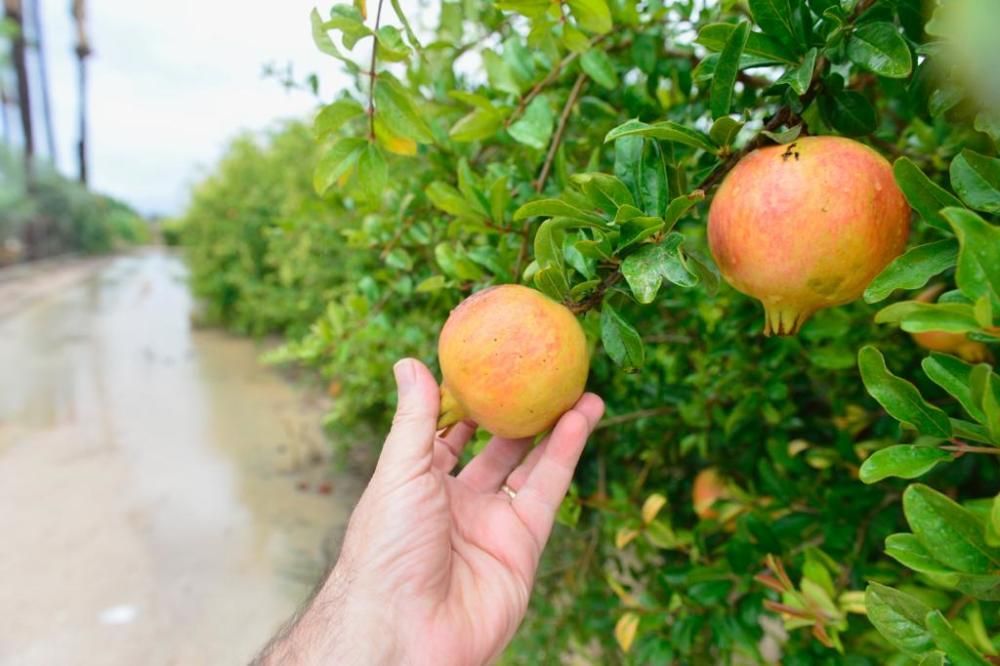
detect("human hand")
[258,358,604,665]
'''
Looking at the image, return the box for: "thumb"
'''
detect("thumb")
[375,358,441,479]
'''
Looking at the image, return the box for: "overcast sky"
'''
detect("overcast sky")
[33,0,360,216]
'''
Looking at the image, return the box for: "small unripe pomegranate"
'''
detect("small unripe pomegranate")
[910,285,992,363]
[708,136,910,335]
[692,468,729,520]
[437,284,589,439]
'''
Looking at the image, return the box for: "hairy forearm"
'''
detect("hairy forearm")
[254,564,399,665]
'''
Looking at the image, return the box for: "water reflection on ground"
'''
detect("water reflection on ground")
[0,250,362,665]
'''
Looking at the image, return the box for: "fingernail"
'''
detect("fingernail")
[393,359,416,394]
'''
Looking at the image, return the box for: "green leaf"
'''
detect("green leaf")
[601,302,644,372]
[709,117,744,148]
[922,353,987,422]
[534,265,571,300]
[604,119,717,152]
[534,218,567,268]
[314,137,366,194]
[847,22,913,79]
[415,275,446,293]
[355,144,387,200]
[859,445,951,483]
[858,346,952,437]
[581,49,618,89]
[710,21,750,120]
[325,5,371,49]
[864,240,959,303]
[450,108,503,142]
[695,23,796,64]
[919,652,947,666]
[514,199,602,223]
[944,208,1000,309]
[819,89,877,137]
[985,373,1000,442]
[925,610,991,666]
[904,484,1000,574]
[434,243,484,281]
[989,494,1000,548]
[875,301,981,333]
[508,95,555,150]
[748,0,800,52]
[893,157,964,231]
[571,173,634,212]
[639,141,668,217]
[374,25,410,61]
[311,8,355,66]
[865,583,934,657]
[314,98,366,139]
[950,150,1000,214]
[621,233,697,304]
[374,74,433,143]
[663,190,706,229]
[426,182,481,218]
[567,0,612,34]
[776,47,818,95]
[885,533,955,576]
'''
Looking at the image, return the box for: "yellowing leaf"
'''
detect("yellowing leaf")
[606,576,639,607]
[641,493,667,524]
[615,527,640,549]
[614,612,640,653]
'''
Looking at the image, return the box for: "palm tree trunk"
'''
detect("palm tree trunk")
[27,0,56,163]
[4,0,35,185]
[71,0,89,185]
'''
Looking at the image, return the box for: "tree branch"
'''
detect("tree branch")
[367,0,386,141]
[514,73,588,279]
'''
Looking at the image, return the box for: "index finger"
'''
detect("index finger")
[511,394,604,548]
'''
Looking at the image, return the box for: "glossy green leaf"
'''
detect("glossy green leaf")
[858,346,952,437]
[918,652,947,666]
[865,583,934,656]
[426,182,481,219]
[325,5,371,49]
[819,89,877,137]
[776,48,817,95]
[859,445,951,484]
[310,8,354,65]
[989,494,1000,548]
[695,22,796,64]
[534,265,571,300]
[571,173,634,212]
[710,22,749,119]
[847,22,913,79]
[581,49,618,89]
[508,95,555,150]
[355,144,387,200]
[314,137,366,194]
[709,117,744,147]
[567,0,612,34]
[944,208,1000,309]
[601,302,644,372]
[922,353,986,422]
[621,233,697,304]
[893,157,963,231]
[904,484,1000,574]
[314,98,366,139]
[748,0,800,52]
[663,190,706,229]
[864,240,958,303]
[639,141,668,217]
[604,119,717,152]
[884,533,955,576]
[925,610,991,666]
[374,25,410,61]
[450,108,503,142]
[985,373,1000,442]
[374,74,434,143]
[514,199,602,223]
[950,150,1000,213]
[875,301,981,333]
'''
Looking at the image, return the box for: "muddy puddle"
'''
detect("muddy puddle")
[0,250,364,665]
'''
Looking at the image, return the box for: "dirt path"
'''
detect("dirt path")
[0,249,364,665]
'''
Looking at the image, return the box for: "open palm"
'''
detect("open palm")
[326,359,604,665]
